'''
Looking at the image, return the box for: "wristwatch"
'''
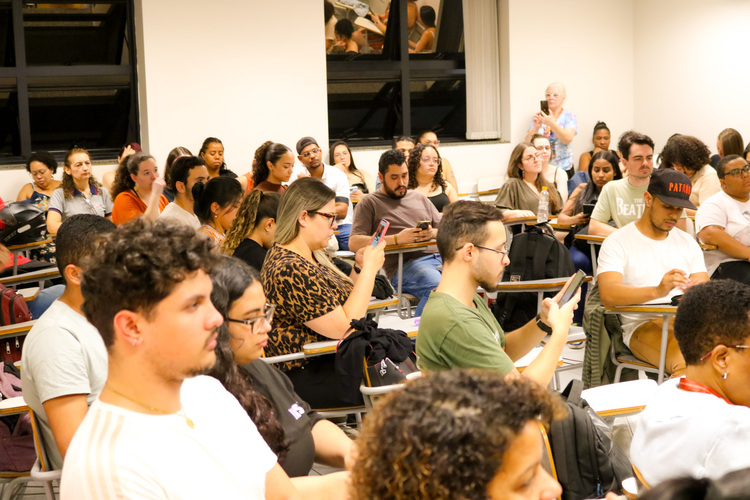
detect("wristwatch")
[535,313,553,334]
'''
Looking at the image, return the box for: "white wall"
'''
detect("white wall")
[134,0,329,173]
[633,0,750,153]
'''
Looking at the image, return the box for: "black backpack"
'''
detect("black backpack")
[549,380,633,499]
[491,224,575,331]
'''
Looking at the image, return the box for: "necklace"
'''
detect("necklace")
[106,384,195,428]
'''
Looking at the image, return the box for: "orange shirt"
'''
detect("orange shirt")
[112,190,169,225]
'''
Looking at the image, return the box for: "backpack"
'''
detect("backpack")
[0,284,32,363]
[548,380,632,499]
[491,224,575,331]
[0,362,35,472]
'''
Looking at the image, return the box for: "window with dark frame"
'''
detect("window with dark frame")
[326,0,465,147]
[0,0,138,164]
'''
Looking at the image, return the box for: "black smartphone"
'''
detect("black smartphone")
[583,203,595,216]
[559,270,586,305]
[540,100,550,115]
[372,219,390,247]
[416,220,430,230]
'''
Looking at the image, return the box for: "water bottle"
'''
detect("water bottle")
[537,186,549,223]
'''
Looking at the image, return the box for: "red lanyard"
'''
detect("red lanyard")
[678,378,733,405]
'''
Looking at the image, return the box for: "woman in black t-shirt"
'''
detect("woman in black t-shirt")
[208,256,354,491]
[222,190,280,272]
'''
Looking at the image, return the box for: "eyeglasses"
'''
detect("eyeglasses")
[726,165,750,177]
[225,303,276,333]
[308,210,337,227]
[699,344,750,362]
[300,148,321,159]
[455,243,509,258]
[421,156,441,165]
[545,93,561,98]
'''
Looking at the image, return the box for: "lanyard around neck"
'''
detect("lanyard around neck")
[678,377,733,405]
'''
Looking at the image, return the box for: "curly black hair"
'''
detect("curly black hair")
[80,219,219,348]
[407,143,446,191]
[658,135,710,173]
[674,280,750,365]
[350,370,565,500]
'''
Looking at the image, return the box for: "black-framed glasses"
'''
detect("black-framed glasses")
[308,211,337,227]
[454,243,509,258]
[726,165,750,177]
[699,344,750,362]
[225,303,275,332]
[299,148,321,159]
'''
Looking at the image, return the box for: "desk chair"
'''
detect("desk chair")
[475,175,505,203]
[28,410,59,500]
[0,398,34,500]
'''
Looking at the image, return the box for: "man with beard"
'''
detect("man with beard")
[61,219,299,499]
[590,131,655,236]
[415,201,580,386]
[598,168,708,377]
[349,149,441,315]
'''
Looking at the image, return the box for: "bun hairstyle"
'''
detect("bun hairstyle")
[593,121,610,135]
[192,176,243,225]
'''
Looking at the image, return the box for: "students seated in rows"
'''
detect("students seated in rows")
[63,219,299,499]
[589,131,655,236]
[631,280,750,486]
[22,214,115,470]
[209,256,352,498]
[349,149,440,316]
[47,148,113,235]
[110,153,169,225]
[659,134,719,214]
[292,136,353,251]
[252,141,294,193]
[407,143,458,212]
[597,169,708,377]
[158,155,209,230]
[494,142,562,219]
[194,176,243,245]
[222,190,280,272]
[351,370,564,500]
[696,155,750,285]
[416,201,579,386]
[262,177,385,408]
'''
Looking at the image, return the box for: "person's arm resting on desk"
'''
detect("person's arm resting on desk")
[598,270,709,306]
[699,225,750,260]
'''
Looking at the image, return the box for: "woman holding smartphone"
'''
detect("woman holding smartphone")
[261,177,385,409]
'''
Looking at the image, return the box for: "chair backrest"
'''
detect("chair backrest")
[538,421,558,481]
[29,410,52,473]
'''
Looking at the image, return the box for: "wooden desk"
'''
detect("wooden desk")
[7,239,53,276]
[604,304,677,383]
[385,240,437,318]
[0,321,36,340]
[574,234,605,277]
[0,396,30,416]
[493,276,593,313]
[0,267,60,289]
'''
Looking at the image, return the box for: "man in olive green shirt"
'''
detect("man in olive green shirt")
[416,201,579,386]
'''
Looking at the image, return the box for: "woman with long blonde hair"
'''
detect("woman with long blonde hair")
[261,177,385,408]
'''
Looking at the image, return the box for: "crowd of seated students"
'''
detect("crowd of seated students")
[9,96,750,498]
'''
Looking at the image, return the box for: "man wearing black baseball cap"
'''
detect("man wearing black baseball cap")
[597,168,709,377]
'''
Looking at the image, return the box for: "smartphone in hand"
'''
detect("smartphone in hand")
[372,219,390,247]
[559,270,586,305]
[540,100,550,114]
[416,220,430,231]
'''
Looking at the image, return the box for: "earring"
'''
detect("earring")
[722,372,728,380]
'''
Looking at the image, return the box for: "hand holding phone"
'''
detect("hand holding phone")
[540,100,550,115]
[416,220,431,231]
[372,219,390,247]
[559,270,586,305]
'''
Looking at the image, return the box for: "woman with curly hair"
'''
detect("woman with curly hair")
[494,142,562,218]
[351,370,564,500]
[659,135,719,212]
[251,141,294,193]
[208,256,353,497]
[47,148,113,235]
[110,152,169,225]
[407,143,458,212]
[221,190,280,271]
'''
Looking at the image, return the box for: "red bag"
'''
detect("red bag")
[0,284,32,362]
